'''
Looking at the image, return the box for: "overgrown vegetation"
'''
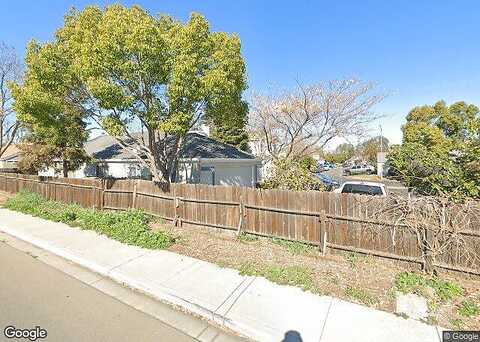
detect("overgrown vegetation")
[345,286,378,306]
[5,191,175,249]
[458,299,480,318]
[237,232,259,243]
[260,158,323,191]
[394,272,463,302]
[239,262,318,293]
[345,252,369,268]
[272,238,315,255]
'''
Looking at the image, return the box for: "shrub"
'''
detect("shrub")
[260,159,323,191]
[5,191,175,249]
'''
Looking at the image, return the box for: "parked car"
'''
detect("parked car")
[318,162,334,172]
[334,181,387,197]
[343,164,375,176]
[313,173,340,191]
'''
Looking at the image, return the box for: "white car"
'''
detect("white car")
[334,181,387,197]
[343,164,375,175]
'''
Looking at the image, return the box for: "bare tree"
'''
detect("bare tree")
[372,194,480,275]
[249,79,385,161]
[0,42,21,158]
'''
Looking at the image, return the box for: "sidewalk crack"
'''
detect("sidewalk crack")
[215,276,256,317]
[318,297,334,342]
[107,251,150,272]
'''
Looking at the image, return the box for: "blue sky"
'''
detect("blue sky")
[1,0,479,146]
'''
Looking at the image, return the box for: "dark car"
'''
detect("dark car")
[313,173,340,191]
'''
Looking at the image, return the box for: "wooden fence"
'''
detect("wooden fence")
[1,172,479,276]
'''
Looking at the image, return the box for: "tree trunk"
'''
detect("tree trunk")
[62,160,69,178]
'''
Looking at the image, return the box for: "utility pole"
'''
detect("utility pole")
[379,124,384,153]
[379,124,384,179]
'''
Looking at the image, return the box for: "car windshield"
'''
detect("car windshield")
[341,184,383,196]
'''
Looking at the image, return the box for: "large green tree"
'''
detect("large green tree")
[11,5,247,183]
[388,101,480,198]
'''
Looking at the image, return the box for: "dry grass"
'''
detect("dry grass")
[152,221,480,329]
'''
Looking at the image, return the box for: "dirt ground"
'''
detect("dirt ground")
[155,221,480,330]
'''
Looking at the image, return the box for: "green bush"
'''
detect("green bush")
[5,191,175,249]
[260,159,323,191]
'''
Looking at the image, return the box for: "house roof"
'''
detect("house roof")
[86,133,255,161]
[0,145,21,161]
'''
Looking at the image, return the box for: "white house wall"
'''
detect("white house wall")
[199,160,261,187]
[37,159,263,188]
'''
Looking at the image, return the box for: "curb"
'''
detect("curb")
[0,225,257,341]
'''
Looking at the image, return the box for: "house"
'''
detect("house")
[39,133,263,187]
[0,145,21,172]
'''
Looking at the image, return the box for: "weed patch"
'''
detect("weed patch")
[272,238,315,255]
[450,318,465,330]
[345,252,364,267]
[5,191,175,249]
[345,286,378,306]
[239,262,318,293]
[394,272,463,302]
[458,300,480,318]
[237,233,259,243]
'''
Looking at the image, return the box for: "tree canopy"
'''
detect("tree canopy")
[358,136,389,164]
[249,79,385,162]
[11,5,248,183]
[324,143,356,164]
[388,101,480,198]
[17,108,89,177]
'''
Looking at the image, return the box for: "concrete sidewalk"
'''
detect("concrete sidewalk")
[0,209,444,342]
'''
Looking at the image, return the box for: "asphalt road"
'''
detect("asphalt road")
[0,242,198,342]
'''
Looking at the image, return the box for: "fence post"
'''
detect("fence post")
[422,227,434,274]
[236,196,245,236]
[100,179,105,210]
[132,181,137,209]
[15,173,18,193]
[319,210,328,255]
[91,184,96,209]
[173,186,178,226]
[70,183,74,204]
